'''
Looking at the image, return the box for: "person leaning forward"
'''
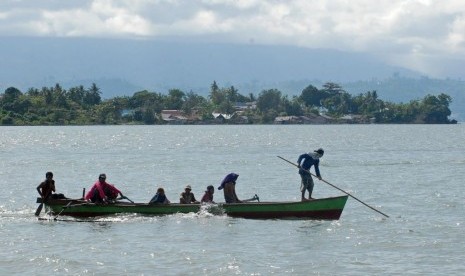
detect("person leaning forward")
[297,148,324,201]
[218,173,242,203]
[85,173,124,203]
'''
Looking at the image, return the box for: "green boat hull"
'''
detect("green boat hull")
[37,195,348,220]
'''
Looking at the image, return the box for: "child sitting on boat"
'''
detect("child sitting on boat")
[149,187,170,204]
[201,185,215,203]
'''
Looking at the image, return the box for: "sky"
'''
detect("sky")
[1,0,464,79]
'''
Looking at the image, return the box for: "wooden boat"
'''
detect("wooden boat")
[36,195,349,220]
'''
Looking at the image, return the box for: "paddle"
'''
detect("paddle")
[277,156,389,218]
[35,191,52,216]
[54,201,73,221]
[119,195,134,203]
[35,202,44,216]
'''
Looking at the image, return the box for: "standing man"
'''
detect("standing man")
[37,171,56,201]
[297,148,324,201]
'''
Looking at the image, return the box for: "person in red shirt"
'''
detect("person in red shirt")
[85,173,124,203]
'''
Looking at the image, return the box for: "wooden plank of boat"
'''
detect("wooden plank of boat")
[36,195,348,220]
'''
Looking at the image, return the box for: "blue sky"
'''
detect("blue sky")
[1,0,464,78]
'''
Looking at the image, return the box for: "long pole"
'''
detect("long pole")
[121,195,134,203]
[53,201,73,221]
[277,156,389,218]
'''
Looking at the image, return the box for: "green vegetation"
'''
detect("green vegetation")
[0,81,457,125]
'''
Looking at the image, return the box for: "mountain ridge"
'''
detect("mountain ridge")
[1,37,463,120]
[1,37,421,94]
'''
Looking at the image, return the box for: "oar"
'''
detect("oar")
[120,195,134,203]
[277,156,389,218]
[35,202,44,216]
[54,201,73,221]
[35,192,51,216]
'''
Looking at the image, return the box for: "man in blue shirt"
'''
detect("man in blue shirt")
[297,148,324,201]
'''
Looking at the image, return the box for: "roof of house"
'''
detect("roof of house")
[161,110,187,121]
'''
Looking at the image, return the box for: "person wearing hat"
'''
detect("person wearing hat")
[179,185,199,204]
[297,148,324,201]
[85,173,125,203]
[201,185,215,203]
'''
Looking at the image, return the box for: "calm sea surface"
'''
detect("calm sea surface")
[1,125,464,275]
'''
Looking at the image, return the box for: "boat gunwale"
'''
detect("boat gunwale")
[37,195,349,207]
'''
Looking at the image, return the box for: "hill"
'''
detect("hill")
[1,37,419,94]
[1,37,463,120]
[270,77,465,121]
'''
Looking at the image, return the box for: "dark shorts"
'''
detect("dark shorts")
[300,173,314,193]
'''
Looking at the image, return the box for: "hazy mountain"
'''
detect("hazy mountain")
[1,37,463,120]
[1,37,420,94]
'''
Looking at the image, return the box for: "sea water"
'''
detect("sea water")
[0,124,464,275]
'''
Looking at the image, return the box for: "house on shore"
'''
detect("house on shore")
[274,114,332,124]
[160,110,189,124]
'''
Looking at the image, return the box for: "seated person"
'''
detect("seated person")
[85,173,124,203]
[179,185,199,204]
[149,187,170,204]
[218,173,242,203]
[201,185,215,203]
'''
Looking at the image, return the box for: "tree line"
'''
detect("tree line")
[0,81,457,125]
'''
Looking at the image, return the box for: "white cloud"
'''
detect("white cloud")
[0,0,464,77]
[446,16,465,51]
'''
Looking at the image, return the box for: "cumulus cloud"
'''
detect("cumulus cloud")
[0,0,464,77]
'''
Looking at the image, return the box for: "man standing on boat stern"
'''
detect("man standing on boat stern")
[297,148,324,201]
[37,171,56,200]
